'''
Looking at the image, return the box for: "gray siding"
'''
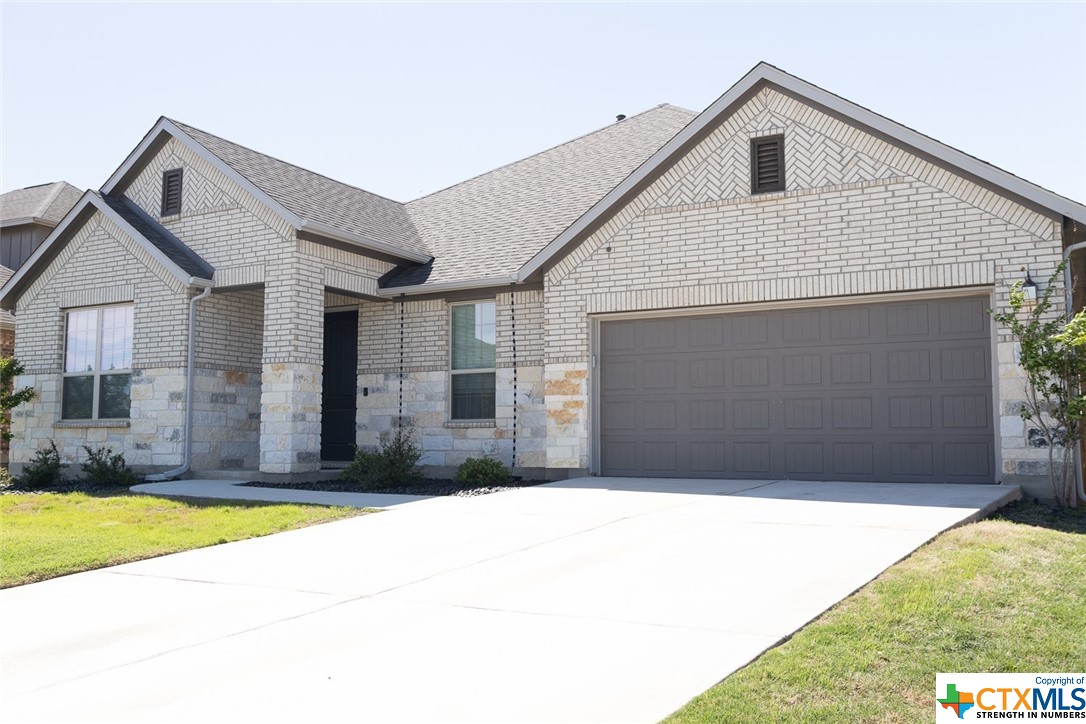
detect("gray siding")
[1,224,50,270]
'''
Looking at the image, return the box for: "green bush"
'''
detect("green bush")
[340,448,384,487]
[380,427,423,487]
[340,427,422,490]
[80,446,139,488]
[17,441,65,490]
[456,456,512,487]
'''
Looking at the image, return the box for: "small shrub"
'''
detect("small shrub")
[340,427,422,489]
[378,427,422,488]
[456,456,512,487]
[0,465,13,488]
[17,441,65,490]
[80,446,139,488]
[340,448,383,487]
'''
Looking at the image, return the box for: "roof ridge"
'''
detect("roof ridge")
[164,117,408,207]
[32,182,65,217]
[407,103,696,205]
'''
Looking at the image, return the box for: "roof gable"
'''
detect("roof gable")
[102,118,430,264]
[0,192,213,309]
[515,62,1086,283]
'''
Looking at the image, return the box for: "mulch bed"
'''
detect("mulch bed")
[239,478,548,498]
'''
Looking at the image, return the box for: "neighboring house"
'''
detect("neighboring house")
[0,182,81,463]
[0,181,83,354]
[0,181,83,274]
[2,63,1084,499]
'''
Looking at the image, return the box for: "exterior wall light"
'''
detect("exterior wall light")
[1022,270,1038,302]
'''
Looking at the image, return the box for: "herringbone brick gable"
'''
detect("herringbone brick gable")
[649,91,905,209]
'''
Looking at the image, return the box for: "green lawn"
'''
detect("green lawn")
[0,490,368,588]
[666,500,1086,723]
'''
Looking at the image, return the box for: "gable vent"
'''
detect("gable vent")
[750,135,785,194]
[161,168,183,216]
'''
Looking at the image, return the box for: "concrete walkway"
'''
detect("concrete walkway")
[131,479,429,509]
[1,478,1019,723]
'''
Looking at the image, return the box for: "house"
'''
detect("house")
[2,63,1084,499]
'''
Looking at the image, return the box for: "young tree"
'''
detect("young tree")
[0,356,35,446]
[989,265,1085,507]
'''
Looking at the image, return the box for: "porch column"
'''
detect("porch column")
[259,269,324,474]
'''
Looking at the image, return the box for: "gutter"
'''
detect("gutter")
[1063,241,1086,505]
[376,273,519,298]
[144,284,212,481]
[300,220,432,265]
[0,217,56,229]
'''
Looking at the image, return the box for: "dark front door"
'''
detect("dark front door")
[322,310,359,462]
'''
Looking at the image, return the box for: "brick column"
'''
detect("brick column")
[260,265,323,474]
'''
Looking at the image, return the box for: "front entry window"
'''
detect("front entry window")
[450,301,496,420]
[63,305,133,420]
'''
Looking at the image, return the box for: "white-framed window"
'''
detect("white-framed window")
[62,305,134,420]
[450,301,496,420]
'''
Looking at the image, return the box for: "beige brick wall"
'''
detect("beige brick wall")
[125,137,296,269]
[356,289,547,470]
[543,88,1064,476]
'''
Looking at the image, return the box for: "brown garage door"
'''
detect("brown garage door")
[598,296,994,483]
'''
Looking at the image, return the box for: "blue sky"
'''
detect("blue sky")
[2,2,1084,202]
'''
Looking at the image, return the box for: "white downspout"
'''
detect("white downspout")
[1062,240,1086,504]
[145,285,212,482]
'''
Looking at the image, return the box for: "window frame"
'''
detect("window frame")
[61,303,134,421]
[161,168,183,216]
[750,134,786,194]
[447,300,497,422]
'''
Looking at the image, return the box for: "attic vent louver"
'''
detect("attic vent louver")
[161,169,183,216]
[750,135,785,194]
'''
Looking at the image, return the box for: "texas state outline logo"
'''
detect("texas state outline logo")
[936,673,1086,721]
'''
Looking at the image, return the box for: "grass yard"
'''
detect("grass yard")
[667,500,1086,723]
[0,491,368,588]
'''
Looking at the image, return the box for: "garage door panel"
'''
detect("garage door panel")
[599,295,995,483]
[940,347,989,381]
[733,442,771,474]
[832,442,876,475]
[831,398,873,429]
[886,303,931,337]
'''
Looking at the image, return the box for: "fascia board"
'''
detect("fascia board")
[300,220,432,264]
[0,217,54,229]
[376,274,518,297]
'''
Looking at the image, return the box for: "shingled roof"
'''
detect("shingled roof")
[0,181,82,227]
[161,107,696,289]
[168,120,428,260]
[391,104,697,287]
[99,194,214,280]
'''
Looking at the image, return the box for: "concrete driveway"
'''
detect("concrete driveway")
[1,478,1016,723]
